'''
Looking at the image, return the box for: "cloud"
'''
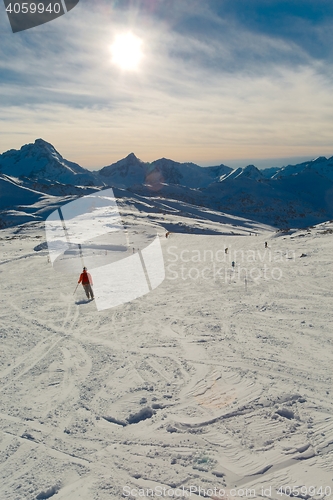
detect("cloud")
[0,0,332,166]
[206,0,333,61]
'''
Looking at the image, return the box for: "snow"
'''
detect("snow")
[221,166,263,182]
[0,175,44,208]
[0,212,332,499]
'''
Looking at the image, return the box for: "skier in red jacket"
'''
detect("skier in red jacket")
[78,267,94,300]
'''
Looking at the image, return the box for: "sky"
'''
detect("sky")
[0,0,333,169]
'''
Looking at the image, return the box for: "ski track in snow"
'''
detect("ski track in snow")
[0,223,332,499]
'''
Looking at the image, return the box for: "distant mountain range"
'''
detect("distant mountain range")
[0,138,333,229]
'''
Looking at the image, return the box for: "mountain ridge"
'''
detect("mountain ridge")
[1,139,333,229]
[2,139,333,186]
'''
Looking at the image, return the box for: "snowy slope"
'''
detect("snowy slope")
[0,218,332,499]
[112,187,273,236]
[0,175,66,227]
[0,175,44,208]
[19,177,103,197]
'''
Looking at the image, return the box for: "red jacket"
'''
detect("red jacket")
[78,271,93,285]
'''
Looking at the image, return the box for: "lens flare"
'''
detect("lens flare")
[110,33,143,71]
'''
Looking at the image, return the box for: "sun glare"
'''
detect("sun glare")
[110,33,143,71]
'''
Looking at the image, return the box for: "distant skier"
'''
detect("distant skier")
[265,241,268,248]
[78,267,94,300]
[231,261,235,268]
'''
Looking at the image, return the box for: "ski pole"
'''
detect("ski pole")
[73,283,79,295]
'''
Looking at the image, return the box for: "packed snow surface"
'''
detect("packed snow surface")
[0,218,332,499]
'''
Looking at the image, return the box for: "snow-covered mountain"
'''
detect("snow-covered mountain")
[99,153,232,189]
[1,139,333,229]
[125,158,333,227]
[200,168,333,228]
[0,139,99,187]
[99,153,147,187]
[272,156,333,181]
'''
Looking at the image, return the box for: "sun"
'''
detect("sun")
[110,33,143,71]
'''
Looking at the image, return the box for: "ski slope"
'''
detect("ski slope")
[0,219,332,499]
